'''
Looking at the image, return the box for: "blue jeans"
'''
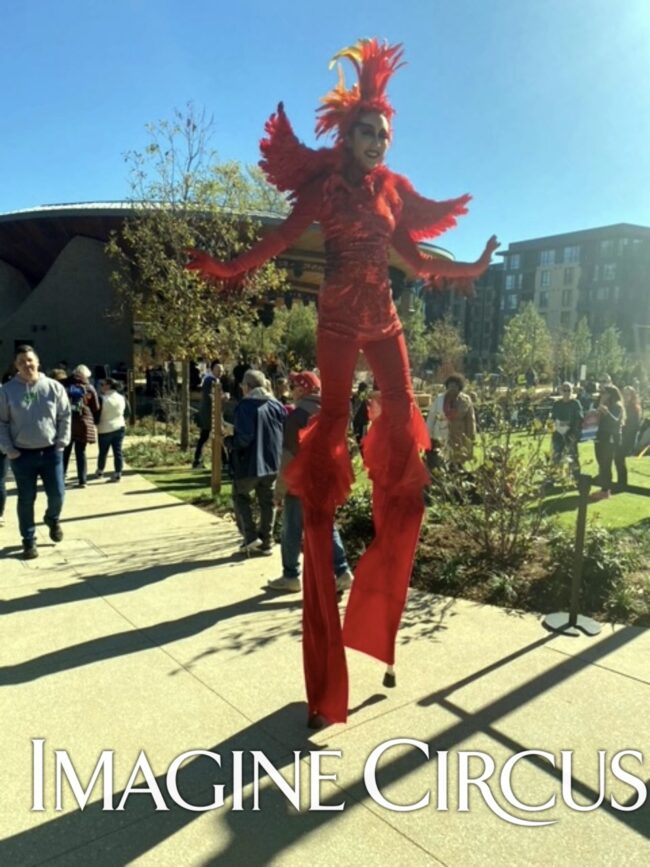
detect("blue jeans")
[10,447,65,543]
[97,428,125,475]
[281,493,349,579]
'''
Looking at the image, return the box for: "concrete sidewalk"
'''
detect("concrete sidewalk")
[0,450,648,866]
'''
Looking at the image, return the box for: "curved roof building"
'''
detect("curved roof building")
[0,202,452,373]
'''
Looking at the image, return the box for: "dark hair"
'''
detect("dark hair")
[15,344,37,358]
[210,359,222,370]
[103,378,118,389]
[602,384,622,406]
[444,373,465,391]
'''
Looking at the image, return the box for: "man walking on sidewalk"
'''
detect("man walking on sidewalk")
[0,345,71,559]
[228,369,286,555]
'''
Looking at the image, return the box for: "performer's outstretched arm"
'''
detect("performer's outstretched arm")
[392,224,499,283]
[186,183,320,281]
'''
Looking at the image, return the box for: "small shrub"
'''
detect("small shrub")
[429,409,549,569]
[546,525,638,615]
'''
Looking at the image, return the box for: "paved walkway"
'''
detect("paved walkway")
[0,448,648,866]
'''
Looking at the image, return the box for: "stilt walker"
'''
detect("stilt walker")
[187,38,499,726]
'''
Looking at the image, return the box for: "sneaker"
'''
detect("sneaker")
[44,517,64,542]
[22,541,38,560]
[238,538,262,554]
[94,470,104,480]
[267,576,301,592]
[335,569,353,592]
[258,543,274,557]
[109,474,122,483]
[191,463,204,472]
[77,482,87,488]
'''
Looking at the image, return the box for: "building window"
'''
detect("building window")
[508,254,521,270]
[538,291,549,309]
[560,311,571,327]
[600,240,614,257]
[540,249,555,266]
[596,286,609,301]
[593,265,600,280]
[563,245,580,263]
[603,263,616,281]
[563,267,573,285]
[517,273,523,290]
[505,274,516,291]
[507,294,518,310]
[540,269,551,288]
[561,289,573,306]
[617,238,629,256]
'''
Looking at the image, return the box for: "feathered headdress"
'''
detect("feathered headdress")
[315,38,405,141]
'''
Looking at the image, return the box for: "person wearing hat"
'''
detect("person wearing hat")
[268,371,353,593]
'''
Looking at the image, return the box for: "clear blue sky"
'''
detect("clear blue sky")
[2,0,649,259]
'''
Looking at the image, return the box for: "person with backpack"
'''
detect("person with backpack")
[63,365,100,488]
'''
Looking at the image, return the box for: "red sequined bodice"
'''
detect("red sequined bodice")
[317,170,402,342]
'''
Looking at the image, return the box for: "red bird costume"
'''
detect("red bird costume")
[187,39,498,726]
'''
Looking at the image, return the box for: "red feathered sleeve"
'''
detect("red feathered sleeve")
[259,103,339,199]
[393,173,471,242]
[388,173,498,292]
[186,180,321,282]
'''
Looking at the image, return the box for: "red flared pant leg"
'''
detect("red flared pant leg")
[343,332,428,665]
[296,331,359,723]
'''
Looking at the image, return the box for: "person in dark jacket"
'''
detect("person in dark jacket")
[551,382,584,479]
[63,365,100,488]
[192,361,223,469]
[228,369,286,554]
[268,371,353,593]
[591,385,624,501]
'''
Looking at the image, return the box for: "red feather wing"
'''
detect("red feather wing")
[259,102,338,199]
[394,173,471,241]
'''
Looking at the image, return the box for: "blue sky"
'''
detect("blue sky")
[2,0,649,259]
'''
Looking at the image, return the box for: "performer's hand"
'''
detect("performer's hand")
[184,248,234,280]
[479,235,500,267]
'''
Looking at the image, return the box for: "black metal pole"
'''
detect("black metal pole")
[569,474,591,626]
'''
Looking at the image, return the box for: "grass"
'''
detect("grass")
[540,440,650,530]
[124,430,650,626]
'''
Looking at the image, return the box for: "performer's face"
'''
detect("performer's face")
[348,111,390,173]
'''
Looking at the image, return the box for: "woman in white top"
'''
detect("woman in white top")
[95,379,127,481]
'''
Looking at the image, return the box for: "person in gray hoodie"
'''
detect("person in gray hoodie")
[0,345,71,558]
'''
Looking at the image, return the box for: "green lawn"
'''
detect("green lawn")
[541,440,650,531]
[129,435,650,533]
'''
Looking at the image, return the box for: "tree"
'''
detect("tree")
[498,303,553,382]
[427,314,468,381]
[107,104,287,447]
[401,297,429,374]
[573,317,592,379]
[241,302,319,370]
[589,326,627,379]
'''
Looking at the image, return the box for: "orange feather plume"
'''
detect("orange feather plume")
[315,38,405,140]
